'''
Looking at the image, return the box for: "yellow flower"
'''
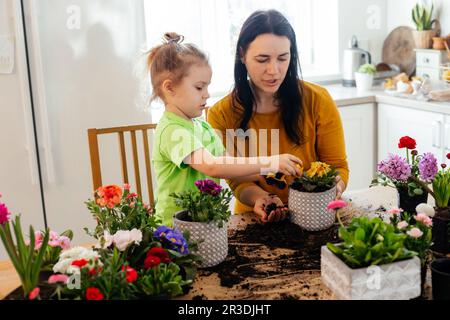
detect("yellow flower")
[306,162,331,178]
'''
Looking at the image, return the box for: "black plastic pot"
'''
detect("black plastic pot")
[431,258,450,300]
[397,187,428,214]
[431,214,450,254]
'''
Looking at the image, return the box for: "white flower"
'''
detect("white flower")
[397,221,409,230]
[416,203,435,217]
[407,227,423,239]
[112,229,142,251]
[53,246,101,274]
[95,230,114,249]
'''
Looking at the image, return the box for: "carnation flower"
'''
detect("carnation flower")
[53,247,101,274]
[195,179,222,196]
[419,152,438,182]
[415,213,433,227]
[388,207,403,215]
[377,154,411,182]
[407,227,423,238]
[48,274,69,284]
[397,221,409,230]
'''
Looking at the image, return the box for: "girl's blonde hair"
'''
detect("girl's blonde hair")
[147,32,209,102]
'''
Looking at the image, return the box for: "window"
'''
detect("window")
[144,0,339,121]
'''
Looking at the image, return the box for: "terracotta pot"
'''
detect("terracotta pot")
[432,37,447,50]
[412,30,436,49]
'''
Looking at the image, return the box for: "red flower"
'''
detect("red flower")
[28,287,40,300]
[127,193,138,200]
[146,247,171,263]
[398,136,416,149]
[122,266,138,283]
[96,185,123,208]
[88,267,102,276]
[144,255,161,269]
[71,259,88,268]
[86,287,104,300]
[447,153,450,160]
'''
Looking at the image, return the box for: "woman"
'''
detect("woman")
[207,9,349,223]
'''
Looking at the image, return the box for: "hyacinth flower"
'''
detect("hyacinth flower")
[0,206,50,298]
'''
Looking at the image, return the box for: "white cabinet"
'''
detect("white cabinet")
[378,103,447,163]
[339,103,376,191]
[445,116,450,156]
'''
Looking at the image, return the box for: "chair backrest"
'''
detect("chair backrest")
[87,123,157,205]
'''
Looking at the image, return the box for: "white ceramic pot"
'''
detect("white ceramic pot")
[354,72,374,91]
[288,186,336,231]
[321,246,421,300]
[173,211,228,268]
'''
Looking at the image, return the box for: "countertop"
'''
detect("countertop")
[324,84,450,114]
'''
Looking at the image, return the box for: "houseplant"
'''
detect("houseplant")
[373,136,438,213]
[322,215,421,300]
[171,179,233,267]
[289,161,338,231]
[354,63,376,91]
[430,154,450,253]
[411,2,438,49]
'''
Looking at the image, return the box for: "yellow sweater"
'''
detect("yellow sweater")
[207,81,349,213]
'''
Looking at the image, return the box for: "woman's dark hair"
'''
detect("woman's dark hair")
[233,9,304,145]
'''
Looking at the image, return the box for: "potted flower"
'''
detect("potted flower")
[355,63,376,91]
[289,161,338,231]
[322,215,421,300]
[430,154,450,253]
[373,136,438,213]
[411,2,438,49]
[170,179,233,268]
[388,207,433,297]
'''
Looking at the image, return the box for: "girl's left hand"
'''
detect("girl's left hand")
[335,175,346,200]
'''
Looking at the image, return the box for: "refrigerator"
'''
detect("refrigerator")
[0,0,152,259]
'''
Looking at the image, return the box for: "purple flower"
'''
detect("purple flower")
[419,152,438,182]
[377,154,411,182]
[0,203,10,225]
[154,226,189,255]
[195,179,222,196]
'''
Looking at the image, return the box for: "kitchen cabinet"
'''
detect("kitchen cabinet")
[378,103,447,163]
[338,103,376,191]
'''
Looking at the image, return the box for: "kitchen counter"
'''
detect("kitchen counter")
[324,84,450,114]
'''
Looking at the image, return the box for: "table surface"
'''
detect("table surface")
[0,187,433,300]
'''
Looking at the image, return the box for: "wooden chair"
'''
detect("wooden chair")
[87,124,157,205]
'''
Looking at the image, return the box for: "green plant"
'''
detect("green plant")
[0,214,50,297]
[432,169,450,209]
[290,161,338,192]
[358,63,377,75]
[327,216,417,268]
[412,3,435,31]
[137,262,190,298]
[170,179,233,227]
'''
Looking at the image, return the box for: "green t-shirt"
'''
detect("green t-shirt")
[152,111,225,226]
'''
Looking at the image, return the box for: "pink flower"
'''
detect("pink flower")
[415,213,433,227]
[28,287,40,300]
[48,231,61,247]
[407,227,423,238]
[48,274,69,284]
[58,236,71,250]
[397,221,409,230]
[388,207,403,215]
[35,230,44,242]
[0,203,11,225]
[327,200,347,210]
[123,183,131,190]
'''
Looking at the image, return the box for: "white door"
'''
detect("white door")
[22,0,151,246]
[445,115,450,163]
[0,0,45,259]
[378,104,444,163]
[339,103,376,191]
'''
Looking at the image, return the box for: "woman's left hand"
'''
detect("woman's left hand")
[335,175,346,200]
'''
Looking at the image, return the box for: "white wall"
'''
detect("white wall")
[387,0,450,35]
[338,0,388,66]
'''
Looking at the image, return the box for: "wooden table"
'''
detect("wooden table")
[0,187,433,300]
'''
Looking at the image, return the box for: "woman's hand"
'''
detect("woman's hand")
[253,194,288,223]
[335,175,346,200]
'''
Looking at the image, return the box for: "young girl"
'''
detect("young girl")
[148,33,302,226]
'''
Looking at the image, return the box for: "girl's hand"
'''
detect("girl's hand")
[335,175,346,200]
[269,154,303,176]
[253,194,288,223]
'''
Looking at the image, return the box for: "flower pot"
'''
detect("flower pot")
[173,211,228,268]
[431,208,450,254]
[431,258,450,300]
[321,246,421,300]
[397,187,428,214]
[432,37,447,50]
[412,30,435,49]
[288,186,336,231]
[354,72,374,91]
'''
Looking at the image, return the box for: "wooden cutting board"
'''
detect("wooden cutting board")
[382,26,416,76]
